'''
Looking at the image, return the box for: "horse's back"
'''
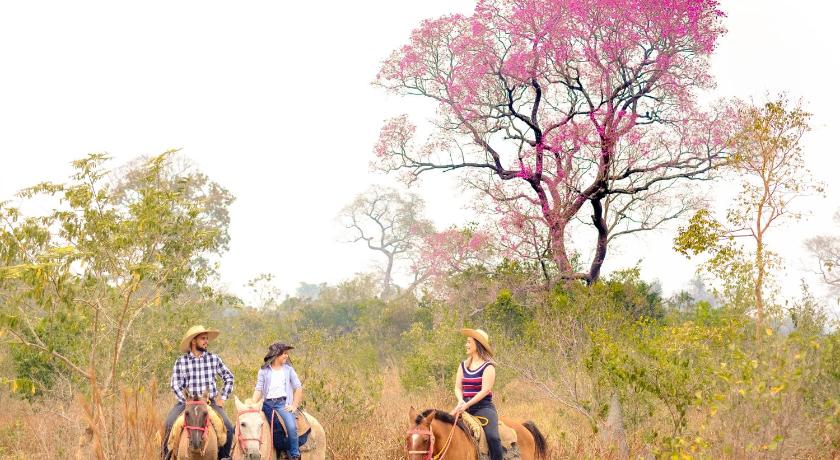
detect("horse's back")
[500,417,536,460]
[300,411,326,460]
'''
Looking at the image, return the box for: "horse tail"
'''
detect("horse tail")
[522,420,547,459]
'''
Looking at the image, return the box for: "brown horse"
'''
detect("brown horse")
[176,389,219,460]
[406,407,547,460]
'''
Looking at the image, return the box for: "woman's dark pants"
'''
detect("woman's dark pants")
[467,398,504,460]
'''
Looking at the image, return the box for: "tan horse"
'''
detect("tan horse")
[231,396,327,460]
[232,397,274,460]
[406,407,547,460]
[176,390,219,460]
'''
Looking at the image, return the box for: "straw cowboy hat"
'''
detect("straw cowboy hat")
[179,325,220,353]
[460,328,493,354]
[263,342,295,363]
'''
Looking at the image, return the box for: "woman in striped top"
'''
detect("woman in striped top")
[450,328,504,460]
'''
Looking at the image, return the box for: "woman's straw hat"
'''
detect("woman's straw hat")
[460,328,492,354]
[179,325,220,353]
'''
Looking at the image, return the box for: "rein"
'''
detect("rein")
[236,408,265,453]
[406,412,460,460]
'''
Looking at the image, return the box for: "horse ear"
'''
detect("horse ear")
[422,411,435,427]
[200,389,209,401]
[234,396,244,411]
[254,397,263,407]
[184,388,192,400]
[409,406,418,422]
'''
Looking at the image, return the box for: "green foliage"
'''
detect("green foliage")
[787,282,828,336]
[673,209,726,257]
[674,209,757,312]
[398,318,463,393]
[8,305,89,396]
[296,331,383,419]
[481,289,531,338]
[0,152,233,399]
[603,268,665,320]
[588,316,741,439]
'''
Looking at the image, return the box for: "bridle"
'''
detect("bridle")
[406,425,435,460]
[236,408,265,453]
[405,412,460,460]
[184,400,210,455]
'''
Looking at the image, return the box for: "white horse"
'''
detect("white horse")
[232,397,326,460]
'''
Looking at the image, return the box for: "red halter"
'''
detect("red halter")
[405,426,435,460]
[236,408,265,452]
[405,412,460,460]
[184,400,210,443]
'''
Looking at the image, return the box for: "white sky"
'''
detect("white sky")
[1,1,838,308]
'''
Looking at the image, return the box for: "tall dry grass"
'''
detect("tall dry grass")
[0,379,166,460]
[0,370,576,459]
[2,367,836,459]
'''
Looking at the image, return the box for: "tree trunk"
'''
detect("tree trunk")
[754,237,766,334]
[539,257,552,292]
[599,392,630,459]
[381,253,394,299]
[549,217,580,282]
[588,198,609,284]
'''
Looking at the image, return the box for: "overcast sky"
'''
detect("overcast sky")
[1,1,838,308]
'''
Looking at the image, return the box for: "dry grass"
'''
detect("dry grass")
[0,380,166,460]
[1,370,837,459]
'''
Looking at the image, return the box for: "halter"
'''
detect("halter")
[405,426,435,460]
[184,400,210,455]
[405,412,460,460]
[236,408,265,452]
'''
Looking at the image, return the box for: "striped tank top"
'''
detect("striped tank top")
[461,360,493,401]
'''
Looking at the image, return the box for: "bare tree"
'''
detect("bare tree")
[339,186,433,298]
[806,212,840,295]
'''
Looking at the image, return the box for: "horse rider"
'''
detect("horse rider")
[450,328,503,460]
[251,342,304,460]
[161,325,236,460]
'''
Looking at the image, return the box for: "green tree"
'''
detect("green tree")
[0,151,233,458]
[728,97,820,331]
[676,97,821,332]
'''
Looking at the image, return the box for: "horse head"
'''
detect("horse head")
[183,388,210,453]
[235,396,265,460]
[406,407,439,460]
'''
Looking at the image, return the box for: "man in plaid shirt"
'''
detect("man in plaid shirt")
[161,325,235,460]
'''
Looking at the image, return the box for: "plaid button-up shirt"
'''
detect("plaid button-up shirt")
[170,351,234,403]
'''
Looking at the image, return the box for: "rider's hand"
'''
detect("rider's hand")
[284,404,297,413]
[449,401,466,416]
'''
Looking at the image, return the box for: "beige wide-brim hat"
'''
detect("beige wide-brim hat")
[179,325,220,353]
[460,328,492,354]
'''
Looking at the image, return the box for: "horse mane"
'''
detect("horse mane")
[415,409,471,437]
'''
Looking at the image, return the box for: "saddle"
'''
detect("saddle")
[460,412,519,459]
[167,406,228,454]
[273,408,316,452]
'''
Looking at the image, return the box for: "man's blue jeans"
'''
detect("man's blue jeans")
[262,397,300,458]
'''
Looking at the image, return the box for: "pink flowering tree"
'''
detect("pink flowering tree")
[407,227,496,299]
[375,0,733,284]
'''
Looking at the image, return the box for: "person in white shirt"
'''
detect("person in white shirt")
[252,342,304,460]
